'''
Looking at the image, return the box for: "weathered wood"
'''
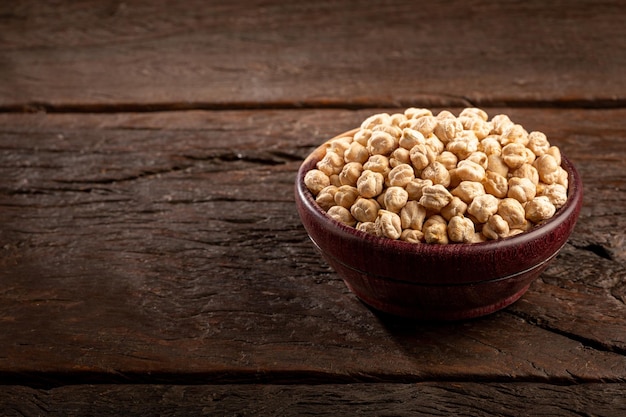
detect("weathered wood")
[1,0,625,110]
[2,383,626,417]
[1,108,625,387]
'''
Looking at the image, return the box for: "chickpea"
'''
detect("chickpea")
[456,160,486,182]
[412,115,438,136]
[384,186,409,213]
[423,215,449,244]
[467,194,499,223]
[338,162,363,186]
[376,210,402,240]
[482,171,508,198]
[410,144,436,171]
[389,147,411,168]
[400,200,427,230]
[387,163,415,187]
[437,151,458,171]
[508,177,536,203]
[350,197,381,223]
[315,185,339,210]
[363,154,390,174]
[451,181,485,204]
[483,214,510,240]
[344,141,370,164]
[304,169,330,195]
[399,128,426,150]
[400,229,425,243]
[334,185,360,209]
[497,198,527,229]
[441,196,468,221]
[405,178,433,201]
[361,113,391,130]
[356,170,384,198]
[356,221,377,236]
[327,205,356,227]
[528,131,550,157]
[421,161,451,187]
[448,215,475,243]
[419,184,454,212]
[525,196,556,223]
[367,130,397,156]
[501,143,528,169]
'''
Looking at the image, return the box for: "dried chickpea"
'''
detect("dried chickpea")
[482,171,508,198]
[459,107,488,121]
[373,123,402,141]
[327,205,356,227]
[451,181,485,204]
[400,200,427,230]
[434,118,463,144]
[466,151,488,169]
[350,197,381,223]
[361,113,391,130]
[460,116,491,139]
[508,177,536,204]
[437,151,458,170]
[353,129,371,146]
[400,229,424,243]
[425,135,445,155]
[356,221,377,236]
[389,147,411,168]
[501,143,528,169]
[436,110,456,120]
[482,214,510,240]
[423,215,449,244]
[317,151,345,176]
[376,210,402,240]
[511,163,539,185]
[491,114,514,135]
[387,163,415,187]
[487,154,509,178]
[338,162,363,186]
[399,128,426,150]
[405,178,433,201]
[441,196,468,221]
[334,185,360,209]
[409,144,436,171]
[412,115,438,136]
[446,132,479,160]
[329,174,341,187]
[500,124,529,146]
[315,185,338,211]
[404,107,433,119]
[421,161,451,187]
[534,154,560,184]
[328,136,352,155]
[539,183,568,209]
[419,184,454,212]
[479,136,502,156]
[525,196,556,223]
[304,169,330,195]
[455,160,486,182]
[367,131,396,156]
[467,193,499,223]
[344,141,370,164]
[547,146,562,165]
[356,169,384,198]
[448,215,475,243]
[384,186,409,213]
[528,131,550,157]
[497,198,526,229]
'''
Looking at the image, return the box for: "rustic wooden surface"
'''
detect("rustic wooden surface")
[1,0,625,415]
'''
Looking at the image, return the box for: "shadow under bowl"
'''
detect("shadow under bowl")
[295,131,583,321]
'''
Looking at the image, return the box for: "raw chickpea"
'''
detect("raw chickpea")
[451,181,485,204]
[338,162,363,186]
[356,221,377,236]
[501,143,528,169]
[511,163,539,185]
[456,160,486,182]
[399,128,426,150]
[419,184,454,212]
[388,163,415,187]
[508,177,536,203]
[363,154,390,174]
[409,144,436,171]
[466,151,488,169]
[317,151,345,176]
[412,115,438,136]
[423,215,449,244]
[404,107,433,119]
[460,116,491,139]
[327,205,356,227]
[535,154,560,184]
[479,136,502,156]
[315,185,339,211]
[467,194,499,223]
[421,161,451,187]
[497,198,527,229]
[344,141,370,164]
[390,113,408,127]
[329,174,341,187]
[490,114,514,135]
[334,185,360,209]
[500,124,529,146]
[356,170,384,198]
[373,123,403,141]
[401,229,424,243]
[361,113,391,130]
[350,197,381,223]
[436,110,456,120]
[389,147,411,168]
[353,129,371,146]
[487,154,509,178]
[425,135,445,155]
[304,169,330,195]
[528,131,550,157]
[448,215,475,243]
[539,183,568,209]
[446,131,479,159]
[525,196,556,223]
[441,196,468,221]
[384,186,409,213]
[482,214,510,240]
[376,210,402,240]
[482,171,508,198]
[400,200,427,230]
[405,178,433,201]
[434,118,463,144]
[367,131,397,156]
[547,146,562,165]
[459,107,488,121]
[437,151,458,170]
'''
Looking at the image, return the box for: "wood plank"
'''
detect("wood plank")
[1,108,625,385]
[2,383,626,416]
[1,0,625,109]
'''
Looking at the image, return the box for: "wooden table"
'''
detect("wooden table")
[1,1,625,415]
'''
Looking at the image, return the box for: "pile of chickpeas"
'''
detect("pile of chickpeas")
[304,108,569,244]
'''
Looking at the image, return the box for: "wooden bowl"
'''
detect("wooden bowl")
[295,132,583,320]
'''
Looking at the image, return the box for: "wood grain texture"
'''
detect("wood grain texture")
[1,0,625,110]
[1,108,625,387]
[2,383,626,417]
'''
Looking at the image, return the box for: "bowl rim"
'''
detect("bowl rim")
[295,129,583,259]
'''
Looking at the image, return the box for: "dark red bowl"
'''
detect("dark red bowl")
[295,132,583,320]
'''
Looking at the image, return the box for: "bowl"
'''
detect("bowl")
[295,130,583,321]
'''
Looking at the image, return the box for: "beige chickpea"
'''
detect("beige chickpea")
[421,161,451,187]
[338,162,363,186]
[451,181,485,204]
[409,144,436,171]
[328,136,353,156]
[423,215,449,244]
[436,110,456,120]
[524,147,536,165]
[419,184,454,212]
[356,221,377,236]
[412,115,438,136]
[375,210,402,240]
[350,197,381,223]
[466,151,489,169]
[315,185,339,211]
[539,183,568,209]
[501,143,528,169]
[400,229,425,243]
[373,123,403,142]
[525,196,556,223]
[511,163,539,185]
[405,178,433,201]
[390,112,408,127]
[363,154,390,174]
[467,193,499,223]
[460,116,491,140]
[447,215,475,243]
[508,177,536,203]
[387,163,415,187]
[497,198,527,229]
[441,196,468,221]
[317,151,345,176]
[447,167,462,189]
[434,118,463,144]
[487,154,509,178]
[304,169,331,195]
[329,174,341,187]
[446,131,479,159]
[528,131,550,157]
[534,154,560,184]
[482,171,508,198]
[490,114,514,135]
[555,167,569,189]
[344,141,370,164]
[436,151,458,170]
[384,186,409,213]
[425,135,446,155]
[360,113,391,130]
[399,128,426,150]
[334,185,360,209]
[400,200,427,230]
[459,107,489,121]
[456,160,486,182]
[353,129,372,146]
[356,170,384,198]
[404,107,433,119]
[547,146,562,165]
[367,130,397,156]
[500,124,529,146]
[479,136,502,156]
[389,147,411,168]
[482,214,510,240]
[327,205,356,227]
